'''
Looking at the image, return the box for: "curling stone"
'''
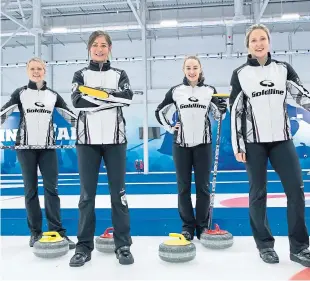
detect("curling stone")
[200,224,233,249]
[33,231,69,258]
[95,227,115,253]
[158,233,196,263]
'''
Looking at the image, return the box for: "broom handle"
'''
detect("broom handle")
[207,113,223,230]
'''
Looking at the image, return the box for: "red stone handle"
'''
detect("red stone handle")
[100,227,114,238]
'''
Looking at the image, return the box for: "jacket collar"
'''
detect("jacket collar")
[247,52,272,66]
[89,60,111,71]
[183,76,205,87]
[28,80,47,90]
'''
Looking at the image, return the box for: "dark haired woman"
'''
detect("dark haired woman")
[69,30,134,267]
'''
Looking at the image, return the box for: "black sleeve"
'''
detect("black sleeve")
[229,70,246,154]
[210,87,226,109]
[107,70,134,105]
[208,86,220,119]
[55,93,75,114]
[0,87,22,125]
[285,62,310,111]
[155,87,174,127]
[1,88,21,111]
[71,70,100,108]
[54,92,78,127]
[210,86,219,105]
[55,93,75,116]
[286,62,300,83]
[229,70,243,110]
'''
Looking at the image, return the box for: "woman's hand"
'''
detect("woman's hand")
[173,122,180,131]
[235,153,246,163]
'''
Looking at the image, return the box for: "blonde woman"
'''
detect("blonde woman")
[229,24,310,266]
[0,57,76,249]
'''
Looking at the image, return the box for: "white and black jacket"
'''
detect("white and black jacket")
[71,60,133,145]
[0,80,77,146]
[155,77,224,147]
[229,52,310,154]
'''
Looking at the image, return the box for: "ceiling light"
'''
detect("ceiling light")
[281,13,300,20]
[160,20,178,27]
[49,27,68,33]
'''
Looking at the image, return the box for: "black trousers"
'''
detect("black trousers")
[75,144,132,254]
[16,149,66,236]
[172,143,213,235]
[245,140,309,254]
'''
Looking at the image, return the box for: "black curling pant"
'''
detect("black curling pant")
[75,144,132,254]
[17,149,66,236]
[172,143,213,235]
[245,140,309,254]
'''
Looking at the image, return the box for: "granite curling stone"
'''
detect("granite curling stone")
[200,224,233,249]
[33,231,69,258]
[158,233,196,263]
[95,227,115,253]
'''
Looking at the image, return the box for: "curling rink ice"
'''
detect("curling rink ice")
[1,170,310,280]
[1,236,310,280]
